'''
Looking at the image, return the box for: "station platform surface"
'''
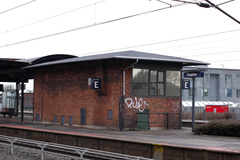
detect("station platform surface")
[0,115,239,154]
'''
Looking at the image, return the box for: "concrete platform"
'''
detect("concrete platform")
[0,115,239,159]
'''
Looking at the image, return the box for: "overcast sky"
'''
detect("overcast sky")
[0,0,240,70]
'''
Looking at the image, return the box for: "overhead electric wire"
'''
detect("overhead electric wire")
[0,0,107,35]
[148,44,240,56]
[0,0,36,15]
[145,36,240,53]
[210,58,240,63]
[205,0,240,25]
[182,49,240,58]
[79,28,240,56]
[0,2,188,49]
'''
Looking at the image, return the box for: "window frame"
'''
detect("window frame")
[237,75,240,84]
[225,89,232,97]
[204,73,209,83]
[237,89,240,98]
[131,67,181,97]
[150,70,165,96]
[225,74,232,84]
[201,88,208,97]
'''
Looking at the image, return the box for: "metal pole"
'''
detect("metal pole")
[192,77,195,132]
[21,79,24,122]
[203,109,206,121]
[16,82,19,117]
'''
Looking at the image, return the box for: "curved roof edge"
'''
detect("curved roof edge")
[23,51,209,69]
[18,54,77,65]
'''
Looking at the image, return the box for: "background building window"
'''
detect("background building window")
[201,88,208,97]
[132,69,149,96]
[204,73,209,83]
[166,70,181,96]
[237,89,240,98]
[225,89,232,97]
[237,75,240,84]
[225,75,232,84]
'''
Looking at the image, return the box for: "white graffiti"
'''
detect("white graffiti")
[125,97,149,112]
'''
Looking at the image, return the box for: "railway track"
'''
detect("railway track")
[0,135,154,160]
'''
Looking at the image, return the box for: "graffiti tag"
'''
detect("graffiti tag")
[125,97,149,112]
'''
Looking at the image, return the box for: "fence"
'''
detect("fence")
[149,113,181,129]
[0,135,154,160]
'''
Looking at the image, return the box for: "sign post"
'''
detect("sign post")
[184,71,204,132]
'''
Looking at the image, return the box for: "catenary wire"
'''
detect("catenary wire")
[0,0,107,35]
[0,0,36,15]
[0,2,188,49]
[149,43,240,56]
[77,28,240,56]
[181,49,240,58]
[144,36,240,54]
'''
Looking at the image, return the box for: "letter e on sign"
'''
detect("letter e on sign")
[182,79,190,89]
[91,78,102,89]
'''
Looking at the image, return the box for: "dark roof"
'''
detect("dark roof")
[18,54,77,65]
[0,59,30,82]
[0,54,77,82]
[24,50,209,69]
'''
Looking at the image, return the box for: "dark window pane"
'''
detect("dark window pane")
[158,72,163,82]
[150,71,157,82]
[132,69,149,95]
[158,83,164,95]
[166,71,181,96]
[150,83,157,95]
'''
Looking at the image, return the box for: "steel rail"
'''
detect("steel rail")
[0,135,154,160]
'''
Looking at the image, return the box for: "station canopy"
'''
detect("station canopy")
[0,54,76,83]
[182,101,240,108]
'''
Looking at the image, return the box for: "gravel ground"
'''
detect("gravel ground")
[0,144,77,160]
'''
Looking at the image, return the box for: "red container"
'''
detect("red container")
[206,105,229,113]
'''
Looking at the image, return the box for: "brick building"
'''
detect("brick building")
[26,51,208,130]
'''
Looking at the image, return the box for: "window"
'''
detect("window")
[132,69,149,96]
[225,75,232,84]
[150,71,164,95]
[225,89,232,97]
[237,75,240,84]
[166,70,181,96]
[204,74,209,83]
[237,89,240,98]
[201,89,208,97]
[108,110,113,119]
[132,68,180,97]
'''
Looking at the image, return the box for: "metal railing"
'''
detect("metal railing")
[0,135,154,160]
[149,113,181,129]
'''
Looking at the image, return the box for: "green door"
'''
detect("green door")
[137,111,149,130]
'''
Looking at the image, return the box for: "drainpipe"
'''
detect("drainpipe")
[122,59,139,131]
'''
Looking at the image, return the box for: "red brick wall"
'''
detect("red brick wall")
[33,59,182,130]
[34,60,124,129]
[123,67,182,129]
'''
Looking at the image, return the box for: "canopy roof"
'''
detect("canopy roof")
[24,50,209,69]
[182,101,240,108]
[0,54,76,82]
[1,51,209,83]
